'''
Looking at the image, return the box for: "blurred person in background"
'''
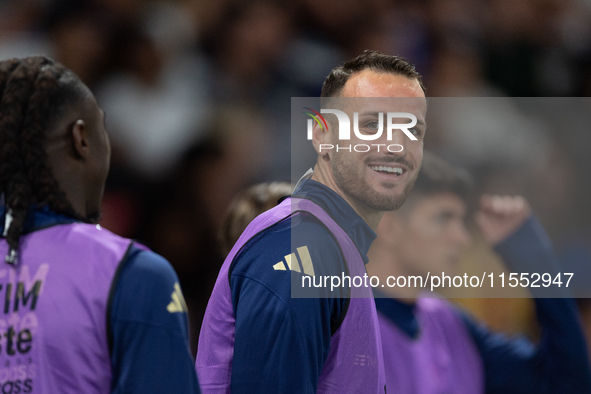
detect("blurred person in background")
[96,21,211,181]
[366,152,591,393]
[201,0,293,102]
[0,56,200,393]
[45,4,111,90]
[219,181,293,256]
[138,103,270,354]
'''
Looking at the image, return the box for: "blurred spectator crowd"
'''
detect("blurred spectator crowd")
[2,0,591,353]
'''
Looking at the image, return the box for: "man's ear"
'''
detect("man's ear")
[71,119,89,160]
[312,120,332,158]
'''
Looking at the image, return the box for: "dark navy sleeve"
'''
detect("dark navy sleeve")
[109,245,201,393]
[462,216,591,394]
[229,215,347,394]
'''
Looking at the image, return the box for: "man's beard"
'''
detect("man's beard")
[332,152,419,212]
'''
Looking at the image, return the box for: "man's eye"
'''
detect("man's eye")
[366,122,380,129]
[410,128,421,136]
[435,215,451,226]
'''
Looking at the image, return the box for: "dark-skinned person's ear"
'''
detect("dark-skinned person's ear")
[71,119,90,160]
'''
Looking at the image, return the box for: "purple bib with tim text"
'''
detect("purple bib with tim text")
[0,223,132,393]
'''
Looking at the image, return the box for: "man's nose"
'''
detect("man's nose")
[449,221,471,248]
[380,128,407,156]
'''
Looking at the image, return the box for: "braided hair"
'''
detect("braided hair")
[0,56,88,265]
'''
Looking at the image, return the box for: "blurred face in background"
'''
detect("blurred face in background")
[382,192,471,278]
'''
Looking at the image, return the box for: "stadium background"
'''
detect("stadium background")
[1,0,591,356]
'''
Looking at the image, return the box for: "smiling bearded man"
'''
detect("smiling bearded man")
[196,50,426,394]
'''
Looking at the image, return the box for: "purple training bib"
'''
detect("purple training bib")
[196,198,386,393]
[0,223,131,393]
[379,296,484,394]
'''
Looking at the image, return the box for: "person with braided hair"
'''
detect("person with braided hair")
[0,56,200,393]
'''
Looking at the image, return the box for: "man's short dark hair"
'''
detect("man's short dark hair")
[321,50,425,97]
[412,152,472,200]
